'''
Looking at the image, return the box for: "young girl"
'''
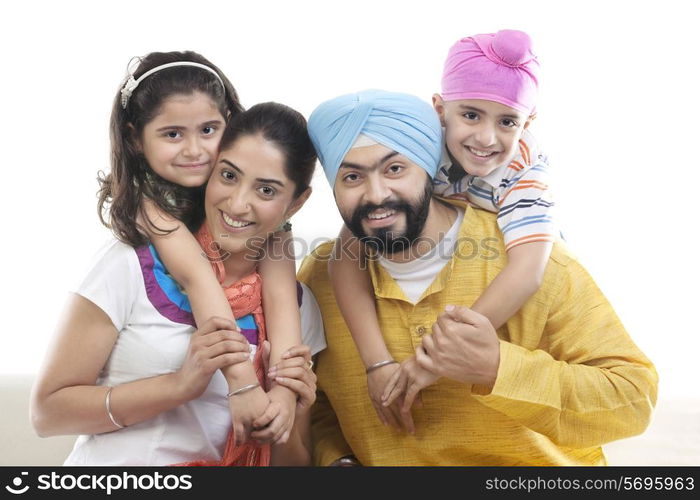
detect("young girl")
[329,30,557,428]
[97,51,303,444]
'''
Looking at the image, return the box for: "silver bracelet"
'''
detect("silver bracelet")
[227,382,261,398]
[333,455,360,466]
[105,386,125,429]
[365,359,398,374]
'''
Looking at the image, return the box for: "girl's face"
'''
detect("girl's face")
[205,133,308,256]
[139,91,226,188]
[434,96,532,178]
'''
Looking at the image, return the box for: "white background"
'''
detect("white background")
[1,0,698,408]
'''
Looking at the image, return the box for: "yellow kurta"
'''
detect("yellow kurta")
[298,199,658,466]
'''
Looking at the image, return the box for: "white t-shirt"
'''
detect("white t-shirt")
[378,207,465,303]
[64,239,326,466]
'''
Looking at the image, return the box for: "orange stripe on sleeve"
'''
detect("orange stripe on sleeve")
[508,160,525,172]
[505,234,556,251]
[500,180,549,203]
[519,139,531,166]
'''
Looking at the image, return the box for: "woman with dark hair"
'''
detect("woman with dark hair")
[30,58,323,465]
[87,51,311,452]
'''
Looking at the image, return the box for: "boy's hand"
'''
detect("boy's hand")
[382,354,439,433]
[366,362,404,430]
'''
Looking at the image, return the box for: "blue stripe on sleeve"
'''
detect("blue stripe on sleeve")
[501,215,555,235]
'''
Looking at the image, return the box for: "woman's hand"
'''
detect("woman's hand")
[268,344,317,410]
[250,343,317,444]
[175,316,251,401]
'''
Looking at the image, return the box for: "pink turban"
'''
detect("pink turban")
[441,30,539,115]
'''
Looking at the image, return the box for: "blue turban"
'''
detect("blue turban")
[307,89,442,186]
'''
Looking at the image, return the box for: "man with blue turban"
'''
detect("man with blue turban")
[308,89,443,255]
[308,89,443,186]
[298,90,656,466]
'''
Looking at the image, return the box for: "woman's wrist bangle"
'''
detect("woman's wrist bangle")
[227,382,261,397]
[105,386,126,429]
[365,359,397,374]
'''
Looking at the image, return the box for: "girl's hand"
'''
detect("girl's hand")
[381,353,439,434]
[229,386,272,445]
[175,316,251,401]
[179,316,265,445]
[251,385,296,444]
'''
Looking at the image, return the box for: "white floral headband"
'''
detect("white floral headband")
[120,59,226,109]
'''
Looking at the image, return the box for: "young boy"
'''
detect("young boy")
[330,30,557,429]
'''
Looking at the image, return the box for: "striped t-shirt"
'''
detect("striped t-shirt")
[432,129,557,251]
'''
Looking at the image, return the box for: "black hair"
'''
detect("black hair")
[218,102,316,199]
[97,50,244,247]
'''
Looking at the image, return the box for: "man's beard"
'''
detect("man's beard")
[343,178,433,255]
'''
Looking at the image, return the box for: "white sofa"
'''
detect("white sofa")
[2,375,698,466]
[1,375,75,466]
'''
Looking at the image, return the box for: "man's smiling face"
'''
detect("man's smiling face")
[334,143,432,254]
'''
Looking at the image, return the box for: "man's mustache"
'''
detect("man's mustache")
[351,201,410,225]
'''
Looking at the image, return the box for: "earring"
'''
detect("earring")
[276,220,292,233]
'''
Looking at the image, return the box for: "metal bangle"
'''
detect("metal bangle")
[333,455,360,466]
[226,382,261,398]
[365,359,398,374]
[105,386,125,429]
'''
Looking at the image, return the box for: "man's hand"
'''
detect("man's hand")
[418,305,500,389]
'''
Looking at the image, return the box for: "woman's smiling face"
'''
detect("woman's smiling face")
[204,133,301,257]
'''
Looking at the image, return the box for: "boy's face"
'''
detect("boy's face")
[433,96,532,178]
